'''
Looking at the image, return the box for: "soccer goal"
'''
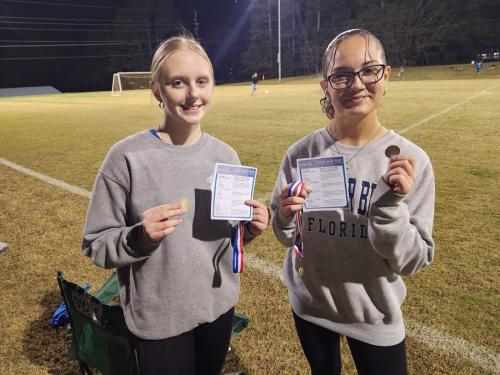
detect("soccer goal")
[111,71,152,96]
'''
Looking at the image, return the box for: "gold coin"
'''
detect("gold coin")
[385,145,400,158]
[298,266,304,277]
[179,198,191,210]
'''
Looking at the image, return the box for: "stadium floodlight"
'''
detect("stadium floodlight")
[111,71,151,96]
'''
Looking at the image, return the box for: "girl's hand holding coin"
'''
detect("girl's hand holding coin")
[383,155,416,195]
[142,203,186,242]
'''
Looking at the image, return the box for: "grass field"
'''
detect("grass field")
[1,64,499,374]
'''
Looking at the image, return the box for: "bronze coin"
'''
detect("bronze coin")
[298,266,304,277]
[385,145,400,158]
[179,198,192,210]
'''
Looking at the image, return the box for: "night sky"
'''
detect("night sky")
[175,0,252,82]
[0,0,252,91]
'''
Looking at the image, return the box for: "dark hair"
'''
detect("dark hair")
[320,29,386,119]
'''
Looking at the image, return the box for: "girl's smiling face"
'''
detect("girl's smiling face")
[156,49,214,128]
[321,35,391,121]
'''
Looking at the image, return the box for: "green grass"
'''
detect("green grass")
[395,62,500,81]
[0,67,499,374]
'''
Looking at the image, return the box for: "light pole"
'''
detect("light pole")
[278,0,281,81]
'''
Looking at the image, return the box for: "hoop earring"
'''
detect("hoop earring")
[158,101,164,109]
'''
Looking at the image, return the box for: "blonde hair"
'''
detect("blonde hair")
[150,34,214,93]
[320,29,386,119]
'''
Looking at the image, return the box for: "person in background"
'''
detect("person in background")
[251,72,259,94]
[398,65,405,80]
[475,60,483,74]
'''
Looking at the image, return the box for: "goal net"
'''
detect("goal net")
[111,72,151,96]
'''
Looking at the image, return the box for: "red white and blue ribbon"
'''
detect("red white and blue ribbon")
[289,180,305,258]
[231,222,245,273]
[288,180,305,197]
[292,211,304,258]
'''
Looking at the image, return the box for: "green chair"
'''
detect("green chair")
[57,271,248,375]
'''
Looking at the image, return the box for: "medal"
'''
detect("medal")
[298,266,304,277]
[385,145,400,158]
[179,198,191,210]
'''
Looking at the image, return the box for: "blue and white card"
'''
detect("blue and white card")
[211,163,257,221]
[297,156,349,211]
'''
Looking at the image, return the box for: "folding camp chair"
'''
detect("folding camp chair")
[57,271,248,375]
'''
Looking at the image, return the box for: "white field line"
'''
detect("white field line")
[406,320,499,373]
[399,82,500,135]
[0,157,92,198]
[246,253,284,282]
[2,85,500,372]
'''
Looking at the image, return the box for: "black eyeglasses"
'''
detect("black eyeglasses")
[326,64,386,89]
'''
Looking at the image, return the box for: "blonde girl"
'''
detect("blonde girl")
[83,34,268,375]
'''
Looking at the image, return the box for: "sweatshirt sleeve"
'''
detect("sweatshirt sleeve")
[82,172,160,269]
[368,158,435,276]
[271,153,296,247]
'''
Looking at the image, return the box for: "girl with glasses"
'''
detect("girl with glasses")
[271,29,435,375]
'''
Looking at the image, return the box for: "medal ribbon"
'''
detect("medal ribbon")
[231,222,245,273]
[289,180,305,258]
[292,211,304,258]
[288,180,305,197]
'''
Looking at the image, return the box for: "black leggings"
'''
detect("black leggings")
[292,310,407,375]
[134,307,234,375]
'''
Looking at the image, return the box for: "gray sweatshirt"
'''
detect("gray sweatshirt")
[271,128,435,346]
[83,130,254,340]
